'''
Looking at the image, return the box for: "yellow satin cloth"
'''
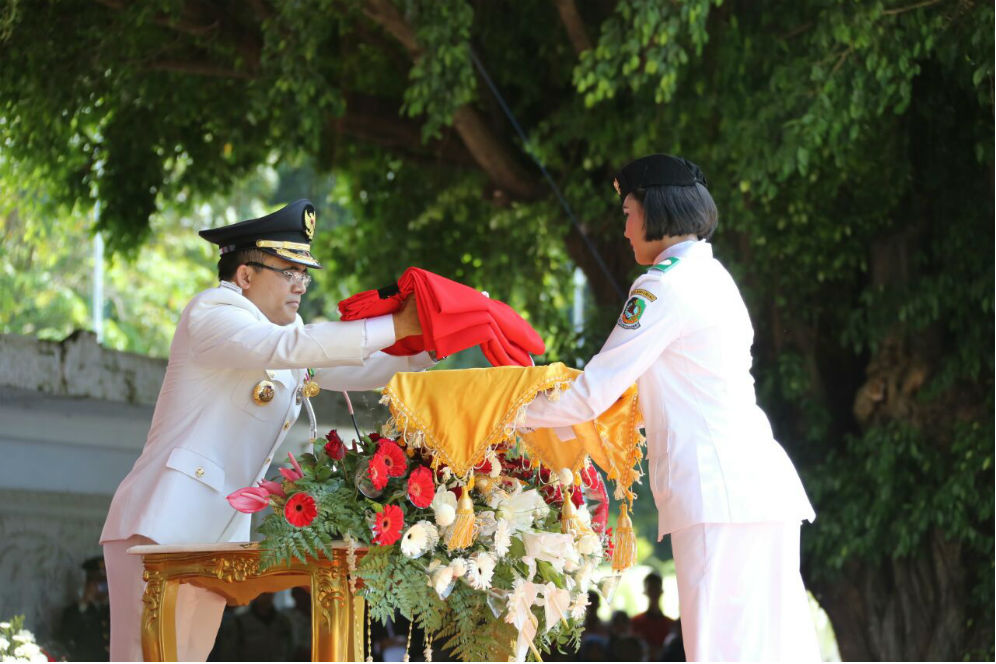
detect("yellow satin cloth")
[380,362,645,500]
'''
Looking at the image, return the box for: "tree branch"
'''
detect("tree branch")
[361,0,543,200]
[147,59,253,79]
[331,93,477,168]
[362,0,420,56]
[882,0,944,16]
[551,0,591,54]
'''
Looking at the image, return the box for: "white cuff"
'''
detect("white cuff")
[363,315,396,357]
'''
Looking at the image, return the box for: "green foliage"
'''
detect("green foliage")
[401,0,477,140]
[0,0,993,657]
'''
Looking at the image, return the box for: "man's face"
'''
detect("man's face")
[239,256,309,325]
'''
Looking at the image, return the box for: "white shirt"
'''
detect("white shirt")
[524,241,814,536]
[100,283,433,545]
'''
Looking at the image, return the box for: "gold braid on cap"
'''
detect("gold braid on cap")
[256,240,312,251]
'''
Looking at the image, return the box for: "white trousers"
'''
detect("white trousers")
[670,521,821,662]
[103,536,227,662]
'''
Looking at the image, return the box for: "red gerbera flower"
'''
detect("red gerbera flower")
[284,492,318,528]
[406,466,435,508]
[376,440,408,477]
[367,455,389,490]
[372,504,404,545]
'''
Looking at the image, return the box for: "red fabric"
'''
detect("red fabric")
[337,267,545,366]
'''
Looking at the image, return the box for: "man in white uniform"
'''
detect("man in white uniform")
[100,199,433,661]
[524,156,821,661]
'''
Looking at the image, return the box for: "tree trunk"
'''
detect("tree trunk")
[811,529,983,660]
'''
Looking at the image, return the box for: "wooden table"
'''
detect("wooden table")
[128,542,365,662]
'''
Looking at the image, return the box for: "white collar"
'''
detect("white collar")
[219,280,242,294]
[654,240,712,263]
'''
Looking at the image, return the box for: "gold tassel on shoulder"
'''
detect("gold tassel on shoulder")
[611,503,637,571]
[447,475,476,550]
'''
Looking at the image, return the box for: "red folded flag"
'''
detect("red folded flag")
[337,267,545,366]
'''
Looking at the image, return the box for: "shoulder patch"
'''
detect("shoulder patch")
[631,288,657,302]
[618,294,649,329]
[649,256,680,274]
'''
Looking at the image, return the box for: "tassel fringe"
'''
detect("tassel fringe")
[447,476,476,550]
[611,503,637,571]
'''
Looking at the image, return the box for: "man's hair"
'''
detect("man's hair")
[645,572,663,589]
[217,248,270,281]
[632,182,718,241]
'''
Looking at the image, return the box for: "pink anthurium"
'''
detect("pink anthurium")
[227,486,271,513]
[279,467,303,482]
[258,479,286,498]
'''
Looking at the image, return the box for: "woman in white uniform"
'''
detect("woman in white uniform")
[524,154,821,661]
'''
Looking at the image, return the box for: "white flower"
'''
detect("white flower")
[0,622,9,630]
[13,643,40,659]
[495,488,548,532]
[522,532,579,573]
[448,557,468,578]
[465,551,496,590]
[577,533,602,556]
[429,565,455,599]
[558,468,574,487]
[486,488,509,509]
[569,592,589,621]
[11,631,33,644]
[418,520,440,547]
[431,487,458,527]
[475,510,498,537]
[540,582,571,633]
[573,559,597,594]
[493,518,512,558]
[576,503,593,528]
[0,637,8,652]
[400,522,432,558]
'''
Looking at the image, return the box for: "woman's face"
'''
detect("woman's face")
[622,194,662,265]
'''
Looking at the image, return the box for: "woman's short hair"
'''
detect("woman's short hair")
[217,248,269,281]
[631,182,718,241]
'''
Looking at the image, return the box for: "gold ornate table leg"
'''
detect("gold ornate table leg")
[311,566,356,661]
[141,569,179,662]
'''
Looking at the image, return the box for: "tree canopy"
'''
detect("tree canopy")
[1,0,993,659]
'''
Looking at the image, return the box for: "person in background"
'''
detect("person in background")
[607,610,646,661]
[55,556,110,661]
[630,572,677,655]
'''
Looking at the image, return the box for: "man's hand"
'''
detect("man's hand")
[392,295,422,340]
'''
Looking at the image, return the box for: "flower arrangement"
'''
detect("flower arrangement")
[229,428,616,661]
[0,616,49,663]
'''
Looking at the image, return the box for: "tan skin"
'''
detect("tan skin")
[622,193,697,264]
[233,255,422,338]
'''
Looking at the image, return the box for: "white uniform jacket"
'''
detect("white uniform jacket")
[524,241,815,537]
[100,282,433,545]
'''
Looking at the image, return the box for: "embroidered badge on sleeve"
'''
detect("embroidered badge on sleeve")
[618,294,648,329]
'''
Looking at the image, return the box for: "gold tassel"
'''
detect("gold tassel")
[611,503,637,571]
[447,476,476,550]
[561,487,593,537]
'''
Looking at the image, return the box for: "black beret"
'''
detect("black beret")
[199,199,322,269]
[613,154,707,200]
